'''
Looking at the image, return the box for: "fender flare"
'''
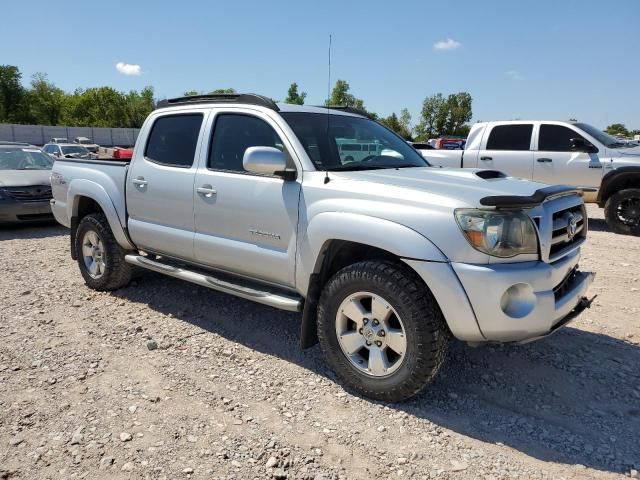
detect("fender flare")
[597,166,640,206]
[67,179,135,250]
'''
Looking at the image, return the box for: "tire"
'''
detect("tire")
[604,188,640,236]
[317,260,448,402]
[75,213,133,291]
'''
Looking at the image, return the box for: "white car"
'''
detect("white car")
[420,121,640,235]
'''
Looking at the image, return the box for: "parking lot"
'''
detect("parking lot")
[0,204,638,479]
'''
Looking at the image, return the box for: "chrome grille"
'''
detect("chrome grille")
[4,185,53,202]
[533,194,587,263]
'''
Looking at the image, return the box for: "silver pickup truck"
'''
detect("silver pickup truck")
[50,93,594,401]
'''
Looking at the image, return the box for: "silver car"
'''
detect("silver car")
[0,143,54,223]
[43,143,94,160]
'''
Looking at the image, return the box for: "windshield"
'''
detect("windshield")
[61,145,89,155]
[0,147,54,170]
[76,138,91,144]
[574,123,633,149]
[281,112,429,171]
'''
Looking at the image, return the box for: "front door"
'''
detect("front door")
[478,123,534,179]
[126,112,207,260]
[193,111,301,287]
[533,124,603,192]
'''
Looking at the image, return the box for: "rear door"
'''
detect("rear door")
[193,109,301,287]
[126,110,208,260]
[477,123,534,179]
[533,123,603,190]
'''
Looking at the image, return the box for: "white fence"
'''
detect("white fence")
[0,123,140,147]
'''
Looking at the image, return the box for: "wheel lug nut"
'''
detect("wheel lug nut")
[363,318,368,325]
[378,330,385,337]
[373,319,379,326]
[375,341,382,347]
[358,328,363,334]
[365,341,372,346]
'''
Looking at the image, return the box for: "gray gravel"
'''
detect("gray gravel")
[0,205,638,479]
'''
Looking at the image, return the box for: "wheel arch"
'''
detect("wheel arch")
[298,212,449,348]
[597,167,640,207]
[67,180,135,259]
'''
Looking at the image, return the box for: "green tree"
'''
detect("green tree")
[326,80,365,110]
[0,65,26,123]
[415,93,445,140]
[65,87,127,127]
[605,123,629,136]
[445,92,472,135]
[381,110,413,140]
[183,90,199,96]
[25,73,65,125]
[123,86,155,128]
[210,88,236,94]
[284,82,306,105]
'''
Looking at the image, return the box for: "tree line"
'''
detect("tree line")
[2,64,636,141]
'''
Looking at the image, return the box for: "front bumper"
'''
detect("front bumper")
[0,199,53,223]
[452,249,594,342]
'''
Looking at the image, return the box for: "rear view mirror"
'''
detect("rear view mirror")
[243,146,292,179]
[569,138,598,154]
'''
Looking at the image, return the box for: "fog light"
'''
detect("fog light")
[500,283,536,318]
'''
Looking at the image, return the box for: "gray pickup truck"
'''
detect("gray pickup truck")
[50,94,594,401]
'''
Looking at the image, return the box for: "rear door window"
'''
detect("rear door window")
[145,114,203,167]
[486,124,533,151]
[539,124,585,152]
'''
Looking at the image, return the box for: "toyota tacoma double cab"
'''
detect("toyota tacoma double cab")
[50,94,594,401]
[419,120,640,235]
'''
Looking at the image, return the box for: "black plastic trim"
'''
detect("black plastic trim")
[597,166,640,205]
[157,93,279,111]
[480,185,580,208]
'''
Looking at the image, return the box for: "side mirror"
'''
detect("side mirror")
[243,146,292,179]
[569,137,598,153]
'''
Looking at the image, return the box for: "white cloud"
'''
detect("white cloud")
[433,38,461,51]
[115,62,142,76]
[507,70,524,81]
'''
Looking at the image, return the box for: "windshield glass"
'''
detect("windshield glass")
[0,147,54,170]
[76,138,91,144]
[61,145,89,155]
[575,123,632,148]
[281,112,429,171]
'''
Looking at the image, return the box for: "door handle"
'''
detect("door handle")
[197,185,217,197]
[536,157,553,163]
[480,156,492,161]
[132,177,148,186]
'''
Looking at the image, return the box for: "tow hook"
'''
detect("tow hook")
[579,295,597,309]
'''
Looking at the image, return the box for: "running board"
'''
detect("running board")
[124,254,303,312]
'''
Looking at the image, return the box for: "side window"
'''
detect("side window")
[486,124,533,151]
[208,114,284,173]
[144,114,203,167]
[539,125,585,152]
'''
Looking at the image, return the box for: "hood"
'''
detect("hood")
[0,170,52,187]
[617,145,640,157]
[330,167,550,208]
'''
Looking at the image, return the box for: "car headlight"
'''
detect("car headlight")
[454,209,539,258]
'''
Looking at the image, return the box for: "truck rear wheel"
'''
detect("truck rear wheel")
[75,213,133,291]
[317,260,448,402]
[604,188,640,236]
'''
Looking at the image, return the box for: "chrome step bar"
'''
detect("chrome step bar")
[124,254,303,312]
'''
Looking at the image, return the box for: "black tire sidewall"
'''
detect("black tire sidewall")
[605,188,640,236]
[317,261,446,401]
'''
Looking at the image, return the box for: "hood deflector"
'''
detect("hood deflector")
[480,185,580,209]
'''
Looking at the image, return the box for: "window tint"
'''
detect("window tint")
[208,114,284,172]
[145,114,203,167]
[486,124,533,151]
[539,124,585,152]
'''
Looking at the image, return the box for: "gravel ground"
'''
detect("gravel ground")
[0,204,638,480]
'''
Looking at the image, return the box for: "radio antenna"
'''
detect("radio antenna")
[324,34,332,184]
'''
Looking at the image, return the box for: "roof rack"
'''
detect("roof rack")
[156,93,279,111]
[317,105,373,119]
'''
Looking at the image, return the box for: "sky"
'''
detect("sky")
[2,0,639,129]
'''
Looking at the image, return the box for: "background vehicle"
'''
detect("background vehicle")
[49,137,69,144]
[0,142,54,223]
[43,142,94,160]
[336,138,383,163]
[49,94,593,401]
[73,136,99,153]
[420,120,640,235]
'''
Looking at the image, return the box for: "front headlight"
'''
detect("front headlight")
[455,209,539,258]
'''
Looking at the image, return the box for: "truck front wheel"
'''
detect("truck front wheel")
[75,213,133,291]
[604,188,640,236]
[317,260,448,402]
